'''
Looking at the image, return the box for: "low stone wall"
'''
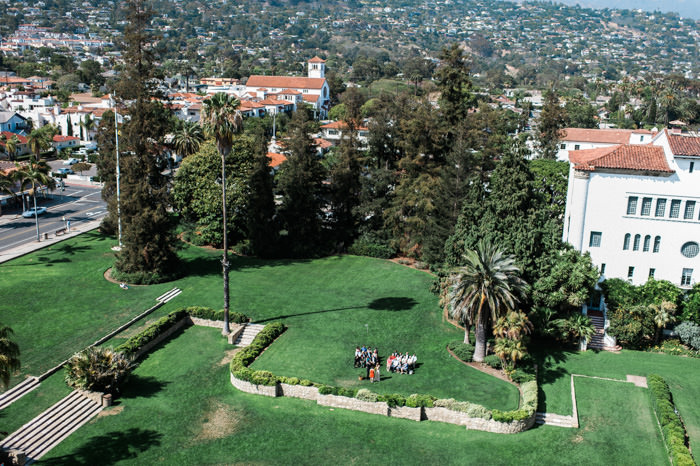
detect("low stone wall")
[388,405,421,421]
[317,394,389,416]
[279,383,318,400]
[229,373,535,433]
[133,318,191,360]
[229,372,279,397]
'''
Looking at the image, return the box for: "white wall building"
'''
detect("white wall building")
[563,130,700,289]
[556,128,655,161]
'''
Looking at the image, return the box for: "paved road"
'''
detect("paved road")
[0,184,107,255]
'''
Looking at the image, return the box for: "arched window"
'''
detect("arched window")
[623,233,631,250]
[633,234,641,251]
[653,236,661,253]
[643,235,651,252]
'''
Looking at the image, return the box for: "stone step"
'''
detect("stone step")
[0,376,40,411]
[535,412,577,427]
[233,324,265,347]
[0,390,102,462]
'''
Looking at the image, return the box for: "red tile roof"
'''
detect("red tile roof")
[571,144,673,173]
[321,121,369,131]
[52,135,79,142]
[268,152,286,168]
[666,131,700,157]
[563,128,653,144]
[0,131,28,144]
[247,75,326,90]
[308,56,326,63]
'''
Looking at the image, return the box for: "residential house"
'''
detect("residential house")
[52,134,80,151]
[320,120,369,147]
[0,111,28,134]
[0,131,29,159]
[557,128,655,161]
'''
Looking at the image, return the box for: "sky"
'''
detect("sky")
[553,0,700,20]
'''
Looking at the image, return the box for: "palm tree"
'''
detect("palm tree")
[0,324,21,389]
[0,169,18,216]
[15,156,56,241]
[5,135,19,162]
[493,338,526,370]
[493,310,533,341]
[201,92,243,336]
[554,313,596,345]
[651,301,677,344]
[173,120,205,159]
[27,127,54,159]
[450,240,528,362]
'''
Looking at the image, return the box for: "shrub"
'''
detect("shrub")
[448,341,475,362]
[318,385,334,395]
[64,346,134,395]
[115,310,188,356]
[280,376,300,385]
[184,306,249,324]
[250,370,278,386]
[520,381,538,415]
[492,409,530,422]
[110,267,181,285]
[299,379,313,387]
[647,374,696,466]
[510,369,535,384]
[356,388,379,402]
[433,398,492,419]
[348,238,394,259]
[406,393,435,408]
[378,393,406,407]
[482,354,502,369]
[675,321,700,351]
[230,322,287,376]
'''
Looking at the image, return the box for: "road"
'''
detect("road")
[0,184,107,254]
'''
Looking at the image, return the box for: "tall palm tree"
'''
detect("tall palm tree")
[27,127,54,159]
[15,156,56,241]
[173,120,205,159]
[0,324,20,389]
[0,169,18,216]
[450,240,528,362]
[201,92,243,336]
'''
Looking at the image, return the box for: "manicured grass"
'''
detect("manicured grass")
[535,344,700,453]
[40,326,669,465]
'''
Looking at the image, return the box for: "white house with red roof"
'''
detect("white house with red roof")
[52,134,80,151]
[320,120,369,147]
[562,129,700,348]
[243,57,330,118]
[556,128,655,161]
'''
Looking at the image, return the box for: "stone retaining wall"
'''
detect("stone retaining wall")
[317,394,389,416]
[229,373,535,433]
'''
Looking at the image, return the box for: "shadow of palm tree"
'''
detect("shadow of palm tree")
[254,297,418,323]
[39,428,162,465]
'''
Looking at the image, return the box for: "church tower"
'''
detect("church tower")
[307,56,325,79]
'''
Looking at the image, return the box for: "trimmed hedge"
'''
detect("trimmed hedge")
[378,393,407,407]
[648,374,696,466]
[482,354,502,369]
[185,306,249,324]
[433,398,492,419]
[406,393,436,408]
[229,322,287,383]
[448,341,475,362]
[115,310,188,356]
[348,239,394,259]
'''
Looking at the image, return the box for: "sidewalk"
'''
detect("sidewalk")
[0,218,103,264]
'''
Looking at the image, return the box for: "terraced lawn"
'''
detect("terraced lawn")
[39,326,669,465]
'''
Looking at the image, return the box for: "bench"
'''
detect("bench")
[55,227,67,236]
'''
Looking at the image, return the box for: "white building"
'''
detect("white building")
[563,129,700,289]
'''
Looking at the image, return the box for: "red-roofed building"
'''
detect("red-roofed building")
[0,131,29,159]
[557,128,655,161]
[52,134,80,150]
[243,58,330,118]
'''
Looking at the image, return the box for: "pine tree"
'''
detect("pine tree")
[276,111,327,258]
[536,88,567,160]
[245,133,277,258]
[435,43,476,129]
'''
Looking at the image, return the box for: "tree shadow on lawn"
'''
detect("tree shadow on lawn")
[254,297,417,323]
[178,254,312,278]
[119,375,170,399]
[531,343,575,413]
[40,428,162,465]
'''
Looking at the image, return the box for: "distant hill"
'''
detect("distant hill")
[551,0,700,20]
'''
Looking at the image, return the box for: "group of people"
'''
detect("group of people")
[386,352,417,374]
[354,346,382,382]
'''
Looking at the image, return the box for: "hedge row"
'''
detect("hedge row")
[185,306,249,324]
[648,374,696,466]
[116,310,188,356]
[116,307,251,357]
[491,380,537,423]
[230,322,287,382]
[448,341,475,362]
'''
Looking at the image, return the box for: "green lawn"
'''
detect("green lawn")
[40,326,669,465]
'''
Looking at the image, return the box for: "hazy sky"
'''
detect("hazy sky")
[553,0,700,20]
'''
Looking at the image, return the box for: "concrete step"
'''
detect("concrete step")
[535,412,577,427]
[0,376,40,411]
[233,324,265,347]
[0,390,102,463]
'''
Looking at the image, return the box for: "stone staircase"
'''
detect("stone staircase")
[0,390,103,463]
[0,377,39,411]
[233,323,266,347]
[535,412,578,428]
[588,314,606,350]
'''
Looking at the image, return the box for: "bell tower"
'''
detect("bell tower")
[307,56,326,79]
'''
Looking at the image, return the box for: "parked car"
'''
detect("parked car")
[55,168,74,175]
[22,207,47,218]
[63,158,80,165]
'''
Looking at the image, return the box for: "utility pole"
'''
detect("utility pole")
[113,94,122,250]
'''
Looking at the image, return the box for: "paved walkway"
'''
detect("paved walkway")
[0,218,103,264]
